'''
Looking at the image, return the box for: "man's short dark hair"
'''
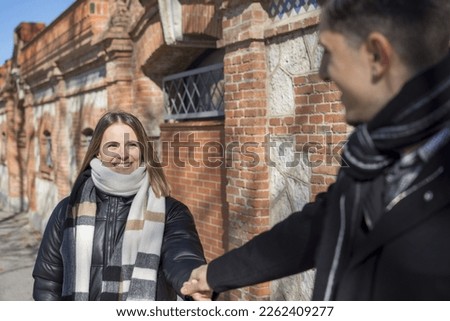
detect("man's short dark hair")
[318,0,450,71]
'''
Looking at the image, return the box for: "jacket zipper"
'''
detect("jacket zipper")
[324,194,347,300]
[385,166,443,212]
[324,166,443,300]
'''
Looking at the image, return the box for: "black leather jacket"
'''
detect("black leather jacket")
[32,190,206,300]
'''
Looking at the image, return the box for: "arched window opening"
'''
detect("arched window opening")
[43,130,53,169]
[0,132,6,165]
[81,128,94,148]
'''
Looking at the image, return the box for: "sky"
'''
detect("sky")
[0,0,76,65]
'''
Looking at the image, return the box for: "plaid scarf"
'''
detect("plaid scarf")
[342,53,450,181]
[61,158,166,300]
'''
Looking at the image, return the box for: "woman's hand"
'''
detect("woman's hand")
[181,265,212,301]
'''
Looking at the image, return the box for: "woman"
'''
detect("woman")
[32,111,206,300]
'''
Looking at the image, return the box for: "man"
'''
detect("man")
[181,0,450,300]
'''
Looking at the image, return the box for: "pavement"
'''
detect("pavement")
[0,210,41,301]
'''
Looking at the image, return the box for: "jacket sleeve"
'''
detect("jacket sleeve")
[32,198,68,300]
[161,197,206,298]
[207,189,329,294]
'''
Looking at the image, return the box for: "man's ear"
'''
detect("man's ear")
[365,32,393,81]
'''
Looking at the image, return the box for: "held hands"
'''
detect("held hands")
[181,264,212,301]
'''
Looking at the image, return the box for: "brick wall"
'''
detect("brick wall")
[20,0,109,71]
[292,74,348,200]
[160,121,227,262]
[0,64,6,89]
[219,1,348,300]
[182,2,221,37]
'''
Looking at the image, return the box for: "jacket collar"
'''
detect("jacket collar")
[348,141,450,268]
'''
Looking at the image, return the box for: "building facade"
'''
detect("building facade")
[0,0,349,300]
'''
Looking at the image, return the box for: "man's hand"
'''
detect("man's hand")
[181,264,212,301]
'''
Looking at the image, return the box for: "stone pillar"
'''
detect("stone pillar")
[52,67,71,200]
[104,1,134,112]
[222,1,271,300]
[23,87,37,223]
[4,89,24,212]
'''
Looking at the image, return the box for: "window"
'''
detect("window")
[163,63,224,121]
[90,2,96,14]
[43,130,53,168]
[268,0,319,21]
[0,132,6,165]
[81,128,94,148]
[39,129,54,178]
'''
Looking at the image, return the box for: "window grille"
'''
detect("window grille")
[268,0,319,21]
[163,63,224,121]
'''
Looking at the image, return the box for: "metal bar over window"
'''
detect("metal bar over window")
[268,0,319,21]
[163,63,224,120]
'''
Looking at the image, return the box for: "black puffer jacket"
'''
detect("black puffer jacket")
[32,190,206,300]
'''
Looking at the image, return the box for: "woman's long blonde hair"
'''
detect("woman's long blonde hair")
[77,111,171,197]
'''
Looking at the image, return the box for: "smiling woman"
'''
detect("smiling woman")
[97,123,142,174]
[77,111,170,196]
[32,110,206,301]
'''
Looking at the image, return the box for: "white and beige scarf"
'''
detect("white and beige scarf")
[61,158,166,300]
